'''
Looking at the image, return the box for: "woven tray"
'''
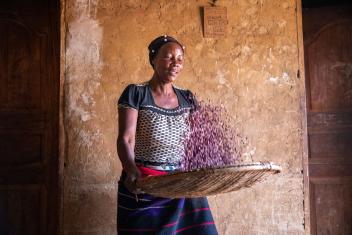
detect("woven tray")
[137,162,281,198]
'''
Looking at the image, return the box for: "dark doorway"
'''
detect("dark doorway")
[302,1,352,234]
[0,0,60,234]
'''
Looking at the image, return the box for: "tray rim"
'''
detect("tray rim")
[137,161,282,183]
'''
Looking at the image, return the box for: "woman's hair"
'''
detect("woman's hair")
[148,35,184,68]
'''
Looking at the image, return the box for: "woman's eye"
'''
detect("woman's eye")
[162,55,183,62]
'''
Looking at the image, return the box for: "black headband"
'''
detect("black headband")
[148,35,185,67]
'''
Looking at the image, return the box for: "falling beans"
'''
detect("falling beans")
[180,101,244,171]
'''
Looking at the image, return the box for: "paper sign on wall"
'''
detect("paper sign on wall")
[203,6,228,38]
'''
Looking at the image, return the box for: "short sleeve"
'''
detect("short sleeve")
[118,84,140,110]
[186,90,199,111]
[176,87,199,111]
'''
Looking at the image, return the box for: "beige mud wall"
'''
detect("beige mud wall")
[61,0,306,234]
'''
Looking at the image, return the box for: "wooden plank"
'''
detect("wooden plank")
[308,132,352,158]
[309,164,352,177]
[308,112,352,129]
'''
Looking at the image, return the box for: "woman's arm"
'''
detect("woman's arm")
[117,107,141,193]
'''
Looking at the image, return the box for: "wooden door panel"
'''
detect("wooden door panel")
[310,179,352,235]
[303,5,352,235]
[0,19,45,110]
[308,132,352,159]
[307,21,352,111]
[309,165,352,178]
[0,186,45,235]
[0,133,43,166]
[308,112,352,130]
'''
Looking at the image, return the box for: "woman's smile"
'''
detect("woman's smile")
[169,67,180,75]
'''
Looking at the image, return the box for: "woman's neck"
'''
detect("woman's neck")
[149,75,174,96]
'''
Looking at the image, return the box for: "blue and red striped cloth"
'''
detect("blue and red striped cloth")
[117,168,218,234]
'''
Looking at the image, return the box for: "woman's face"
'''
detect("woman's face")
[152,42,184,83]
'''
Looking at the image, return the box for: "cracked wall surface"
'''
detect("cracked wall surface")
[61,0,305,234]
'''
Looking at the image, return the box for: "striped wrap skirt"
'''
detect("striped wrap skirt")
[117,171,218,235]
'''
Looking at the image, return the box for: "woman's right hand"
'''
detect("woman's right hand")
[124,165,142,194]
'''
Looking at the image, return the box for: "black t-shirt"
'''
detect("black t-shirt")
[118,82,196,169]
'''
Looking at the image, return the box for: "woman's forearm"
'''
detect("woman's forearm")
[117,137,137,172]
[117,135,142,193]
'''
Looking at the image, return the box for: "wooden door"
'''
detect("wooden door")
[303,5,352,235]
[0,1,60,234]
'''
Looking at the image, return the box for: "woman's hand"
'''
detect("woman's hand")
[117,107,142,193]
[124,165,142,194]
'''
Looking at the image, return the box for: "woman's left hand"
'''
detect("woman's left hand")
[124,165,143,194]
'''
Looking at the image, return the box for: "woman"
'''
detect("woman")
[117,35,218,234]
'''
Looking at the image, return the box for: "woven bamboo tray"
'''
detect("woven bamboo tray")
[137,162,281,198]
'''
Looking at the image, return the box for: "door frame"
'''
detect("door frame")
[45,0,63,234]
[297,1,311,234]
[49,0,62,234]
[58,0,65,234]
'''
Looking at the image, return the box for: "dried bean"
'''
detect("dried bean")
[180,101,245,171]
